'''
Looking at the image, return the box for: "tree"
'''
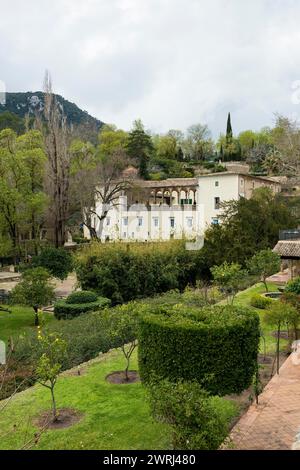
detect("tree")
[211,261,246,304]
[40,72,72,247]
[226,112,233,143]
[70,125,133,239]
[264,302,298,374]
[111,308,138,381]
[11,267,55,326]
[185,123,213,161]
[281,292,300,340]
[247,249,281,292]
[31,247,73,280]
[126,119,153,179]
[36,331,67,422]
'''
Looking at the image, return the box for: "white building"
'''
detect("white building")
[84,172,281,242]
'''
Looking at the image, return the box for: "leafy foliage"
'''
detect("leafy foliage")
[54,295,110,319]
[247,249,281,291]
[147,379,235,450]
[250,294,273,309]
[66,290,98,304]
[32,247,73,280]
[138,304,260,395]
[75,240,199,304]
[286,277,300,295]
[211,261,246,303]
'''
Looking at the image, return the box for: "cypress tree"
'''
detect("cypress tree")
[226,112,233,143]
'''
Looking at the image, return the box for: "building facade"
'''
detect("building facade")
[84,172,281,242]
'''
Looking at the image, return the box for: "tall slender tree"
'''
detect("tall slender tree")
[126,119,153,179]
[226,112,233,143]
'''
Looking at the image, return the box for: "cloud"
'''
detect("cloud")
[1,0,300,136]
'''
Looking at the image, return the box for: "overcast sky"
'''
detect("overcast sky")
[1,0,300,136]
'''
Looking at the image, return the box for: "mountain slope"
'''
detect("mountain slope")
[0,92,104,131]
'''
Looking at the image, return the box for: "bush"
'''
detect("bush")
[66,290,98,304]
[75,241,199,304]
[250,294,273,309]
[13,303,139,373]
[54,295,110,319]
[148,379,236,450]
[286,277,300,295]
[138,304,260,395]
[31,247,73,280]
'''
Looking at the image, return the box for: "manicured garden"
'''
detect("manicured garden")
[0,348,238,450]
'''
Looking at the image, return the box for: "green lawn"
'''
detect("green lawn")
[232,282,288,354]
[0,306,56,344]
[0,348,238,450]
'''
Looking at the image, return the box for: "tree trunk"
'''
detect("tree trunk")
[125,356,130,382]
[50,385,58,422]
[33,306,39,326]
[276,323,280,375]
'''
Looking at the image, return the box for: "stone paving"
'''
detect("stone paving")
[227,353,300,450]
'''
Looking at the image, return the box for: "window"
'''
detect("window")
[240,179,244,186]
[131,232,135,238]
[214,197,220,210]
[170,217,175,228]
[153,217,159,227]
[215,181,219,187]
[186,217,193,228]
[123,232,127,238]
[106,217,111,226]
[212,218,219,225]
[123,217,128,226]
[138,217,143,227]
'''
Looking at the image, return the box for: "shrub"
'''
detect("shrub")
[75,241,199,304]
[250,294,273,309]
[54,296,110,319]
[286,277,300,295]
[66,290,98,304]
[13,303,139,373]
[138,304,260,395]
[31,247,73,280]
[147,379,236,450]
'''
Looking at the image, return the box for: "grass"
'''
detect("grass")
[0,306,56,344]
[232,282,288,355]
[0,348,237,450]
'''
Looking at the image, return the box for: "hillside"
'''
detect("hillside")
[0,91,104,134]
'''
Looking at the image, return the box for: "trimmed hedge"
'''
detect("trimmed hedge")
[75,240,200,305]
[138,304,260,396]
[66,290,98,304]
[250,294,273,309]
[54,295,110,319]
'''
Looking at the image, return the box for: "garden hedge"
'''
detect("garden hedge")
[138,304,260,396]
[286,277,300,295]
[250,294,273,309]
[54,293,111,319]
[75,240,200,304]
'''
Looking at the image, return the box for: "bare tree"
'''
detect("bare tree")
[40,72,72,247]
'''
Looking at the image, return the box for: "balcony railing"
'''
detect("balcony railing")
[279,229,300,240]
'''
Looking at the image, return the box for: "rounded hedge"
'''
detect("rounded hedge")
[250,294,273,309]
[66,290,98,304]
[138,304,260,396]
[54,295,111,319]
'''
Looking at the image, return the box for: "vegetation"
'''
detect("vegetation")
[211,261,246,303]
[247,249,281,292]
[36,331,67,422]
[0,349,172,450]
[54,294,110,320]
[147,379,237,450]
[250,294,273,309]
[10,268,55,326]
[285,277,300,295]
[75,240,199,304]
[30,247,73,280]
[264,302,298,374]
[138,303,260,395]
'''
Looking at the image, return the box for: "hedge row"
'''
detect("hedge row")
[75,241,200,304]
[138,304,260,396]
[54,295,111,319]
